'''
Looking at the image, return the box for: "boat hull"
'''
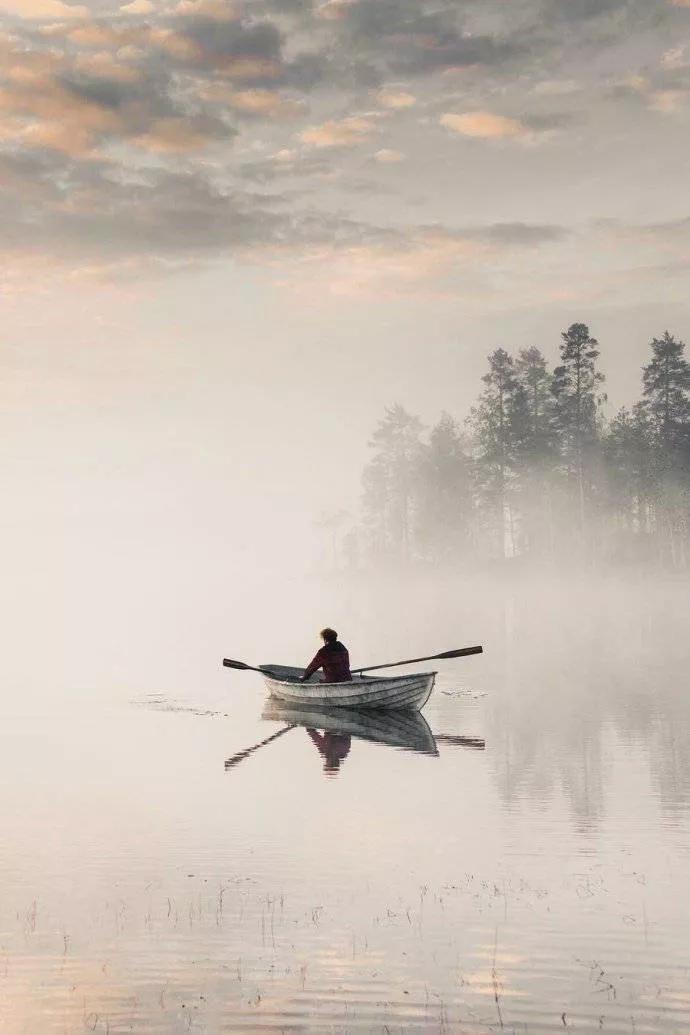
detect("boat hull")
[260,665,436,712]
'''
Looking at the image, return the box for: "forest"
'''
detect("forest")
[337,325,690,572]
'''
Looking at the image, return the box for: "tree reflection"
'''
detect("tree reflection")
[484,580,690,831]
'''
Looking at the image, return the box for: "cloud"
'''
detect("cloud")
[0,131,570,288]
[120,0,155,13]
[300,115,377,147]
[0,39,235,158]
[314,0,355,19]
[0,0,684,296]
[66,22,135,48]
[132,115,228,152]
[329,0,522,77]
[0,74,125,155]
[478,222,568,244]
[277,221,570,298]
[599,215,690,243]
[544,0,631,20]
[661,45,688,68]
[0,152,286,263]
[166,17,285,80]
[376,88,415,109]
[0,0,87,16]
[199,83,303,119]
[173,0,240,20]
[648,89,686,111]
[611,62,690,113]
[440,110,528,140]
[374,148,403,162]
[72,52,143,82]
[236,148,334,183]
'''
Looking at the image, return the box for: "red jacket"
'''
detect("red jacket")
[303,641,352,682]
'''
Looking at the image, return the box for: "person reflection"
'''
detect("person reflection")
[306,728,351,776]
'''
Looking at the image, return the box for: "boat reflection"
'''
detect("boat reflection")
[262,700,439,763]
[224,705,485,775]
[434,734,486,750]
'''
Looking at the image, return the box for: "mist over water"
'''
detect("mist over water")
[3,309,689,1034]
[1,549,689,1032]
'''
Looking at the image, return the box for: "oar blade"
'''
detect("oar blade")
[223,658,280,677]
[436,646,483,660]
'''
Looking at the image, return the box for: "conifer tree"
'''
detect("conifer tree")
[641,332,690,567]
[641,332,690,456]
[551,323,606,542]
[362,404,424,560]
[604,404,654,553]
[469,349,521,557]
[417,413,473,563]
[514,347,558,555]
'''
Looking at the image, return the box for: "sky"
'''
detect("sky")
[2,0,690,582]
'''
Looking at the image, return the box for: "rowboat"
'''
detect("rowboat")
[259,664,436,712]
[262,699,439,754]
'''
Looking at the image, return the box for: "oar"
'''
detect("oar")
[351,645,482,675]
[223,658,280,677]
[224,725,296,770]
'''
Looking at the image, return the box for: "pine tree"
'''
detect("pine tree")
[515,347,556,461]
[514,347,558,556]
[603,404,655,558]
[417,413,473,563]
[362,404,424,560]
[641,332,690,567]
[641,332,690,456]
[551,323,606,544]
[469,349,521,557]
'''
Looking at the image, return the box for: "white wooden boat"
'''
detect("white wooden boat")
[259,664,435,711]
[262,700,438,754]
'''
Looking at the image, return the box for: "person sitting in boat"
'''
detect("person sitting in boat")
[300,628,352,683]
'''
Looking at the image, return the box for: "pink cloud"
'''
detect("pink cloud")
[376,89,416,110]
[0,0,88,17]
[300,115,377,148]
[440,110,527,140]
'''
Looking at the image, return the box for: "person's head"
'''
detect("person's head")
[320,627,338,644]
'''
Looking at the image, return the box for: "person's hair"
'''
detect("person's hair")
[320,627,338,643]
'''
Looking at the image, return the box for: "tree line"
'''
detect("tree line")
[348,325,690,571]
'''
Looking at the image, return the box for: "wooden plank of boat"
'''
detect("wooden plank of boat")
[262,700,439,755]
[260,665,436,712]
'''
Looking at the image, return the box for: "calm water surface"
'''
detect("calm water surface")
[1,581,689,1033]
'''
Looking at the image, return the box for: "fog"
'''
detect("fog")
[4,318,689,701]
[3,319,690,1031]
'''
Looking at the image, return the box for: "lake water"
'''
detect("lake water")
[1,576,689,1033]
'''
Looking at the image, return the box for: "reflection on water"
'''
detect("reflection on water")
[262,701,443,759]
[224,724,297,770]
[250,703,485,777]
[306,728,352,775]
[0,580,689,1033]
